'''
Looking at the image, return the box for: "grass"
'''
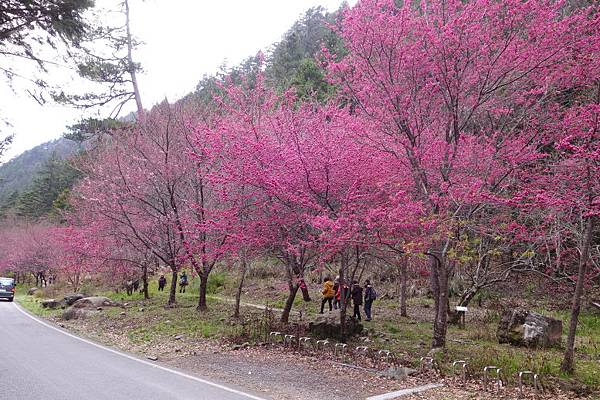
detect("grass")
[14,286,63,318]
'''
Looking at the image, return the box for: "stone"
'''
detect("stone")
[120,312,126,316]
[379,367,417,381]
[497,309,562,348]
[41,299,59,309]
[96,307,103,311]
[146,355,158,361]
[63,293,86,306]
[73,296,121,309]
[174,335,183,340]
[27,287,39,295]
[62,307,95,320]
[308,310,363,340]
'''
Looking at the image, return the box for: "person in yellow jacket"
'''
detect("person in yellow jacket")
[320,276,335,314]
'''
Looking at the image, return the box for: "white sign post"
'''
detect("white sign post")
[455,306,468,328]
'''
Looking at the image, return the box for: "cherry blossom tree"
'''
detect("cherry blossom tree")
[328,0,598,348]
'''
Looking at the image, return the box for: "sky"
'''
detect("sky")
[1,0,354,163]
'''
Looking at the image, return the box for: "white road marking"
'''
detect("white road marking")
[13,302,268,400]
[365,383,443,400]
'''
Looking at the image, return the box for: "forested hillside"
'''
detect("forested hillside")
[0,138,80,207]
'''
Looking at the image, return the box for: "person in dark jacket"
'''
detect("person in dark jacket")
[351,280,363,320]
[364,279,376,321]
[158,275,167,291]
[179,271,188,293]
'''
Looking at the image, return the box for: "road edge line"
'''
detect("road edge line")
[365,383,444,400]
[13,302,268,400]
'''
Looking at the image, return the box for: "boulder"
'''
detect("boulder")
[63,293,86,306]
[73,296,121,308]
[497,309,562,348]
[61,307,96,320]
[379,367,417,381]
[41,299,60,309]
[308,310,363,340]
[27,287,39,295]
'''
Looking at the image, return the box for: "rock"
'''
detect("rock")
[497,309,562,348]
[120,312,126,316]
[41,299,60,309]
[73,296,121,309]
[379,367,417,381]
[231,344,243,350]
[27,287,39,295]
[427,347,444,358]
[308,310,363,340]
[174,335,183,340]
[63,293,85,306]
[96,307,103,311]
[175,348,181,353]
[62,307,95,320]
[147,355,158,361]
[139,307,145,312]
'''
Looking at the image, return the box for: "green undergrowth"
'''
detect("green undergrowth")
[14,286,62,318]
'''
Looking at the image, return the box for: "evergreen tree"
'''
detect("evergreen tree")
[16,155,81,219]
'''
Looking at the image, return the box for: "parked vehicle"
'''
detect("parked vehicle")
[0,277,15,302]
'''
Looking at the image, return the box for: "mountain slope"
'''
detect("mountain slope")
[0,138,80,204]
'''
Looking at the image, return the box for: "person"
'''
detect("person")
[351,280,363,320]
[320,276,335,313]
[333,276,340,309]
[336,279,350,307]
[364,279,377,321]
[179,271,188,293]
[158,275,167,291]
[125,279,134,296]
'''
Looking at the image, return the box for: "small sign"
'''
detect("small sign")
[455,306,468,312]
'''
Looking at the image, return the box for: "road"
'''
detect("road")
[0,300,267,400]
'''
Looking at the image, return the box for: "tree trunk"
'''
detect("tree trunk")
[300,284,311,302]
[430,250,448,348]
[197,271,209,311]
[168,270,177,306]
[281,284,299,323]
[561,216,594,374]
[400,263,408,317]
[142,263,149,300]
[124,0,143,116]
[234,257,248,319]
[339,253,348,339]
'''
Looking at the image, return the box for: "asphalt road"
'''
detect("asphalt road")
[0,300,267,400]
